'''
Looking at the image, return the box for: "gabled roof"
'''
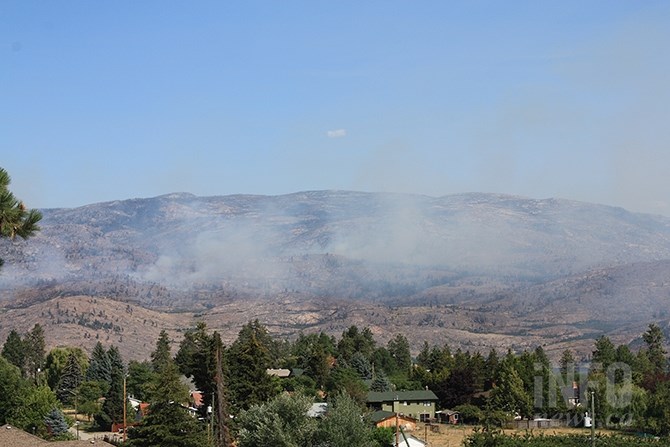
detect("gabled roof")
[368,410,396,423]
[367,390,438,403]
[0,424,115,447]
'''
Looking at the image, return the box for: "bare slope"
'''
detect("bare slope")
[1,191,670,360]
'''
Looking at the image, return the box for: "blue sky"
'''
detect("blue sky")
[2,1,669,214]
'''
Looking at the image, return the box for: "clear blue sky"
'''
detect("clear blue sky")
[2,1,669,214]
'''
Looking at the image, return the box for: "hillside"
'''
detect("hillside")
[1,190,670,360]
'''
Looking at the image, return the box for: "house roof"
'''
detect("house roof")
[367,390,438,403]
[398,434,427,447]
[266,368,291,378]
[368,410,418,424]
[307,402,328,418]
[0,425,114,447]
[368,410,396,423]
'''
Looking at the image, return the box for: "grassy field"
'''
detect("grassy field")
[406,423,613,447]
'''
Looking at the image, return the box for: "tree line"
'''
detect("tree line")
[2,320,670,446]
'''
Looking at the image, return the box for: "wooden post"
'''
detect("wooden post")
[123,375,127,443]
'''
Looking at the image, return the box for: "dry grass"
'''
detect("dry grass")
[406,423,614,447]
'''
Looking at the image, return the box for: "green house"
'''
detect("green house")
[366,390,438,422]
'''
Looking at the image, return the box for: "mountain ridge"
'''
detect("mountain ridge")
[1,190,670,361]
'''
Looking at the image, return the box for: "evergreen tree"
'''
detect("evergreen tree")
[1,329,25,373]
[387,333,411,374]
[57,352,84,405]
[86,342,112,385]
[491,359,533,419]
[370,372,392,392]
[0,167,42,268]
[43,408,70,439]
[228,320,278,410]
[24,324,46,384]
[151,330,172,373]
[45,346,89,391]
[0,355,27,424]
[126,360,155,402]
[96,346,125,430]
[592,335,617,369]
[350,352,373,380]
[175,322,216,414]
[642,323,668,375]
[128,330,207,447]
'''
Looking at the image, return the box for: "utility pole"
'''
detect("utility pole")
[214,337,232,447]
[590,391,595,447]
[123,375,127,443]
[395,395,399,447]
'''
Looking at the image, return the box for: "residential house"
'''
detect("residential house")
[366,390,438,422]
[435,409,459,424]
[0,424,115,447]
[368,410,417,431]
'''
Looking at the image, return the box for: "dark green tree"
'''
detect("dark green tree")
[128,331,207,447]
[97,345,125,430]
[0,355,27,423]
[387,333,412,374]
[490,357,532,419]
[1,329,25,373]
[176,322,216,414]
[0,167,42,268]
[228,320,278,410]
[8,385,60,438]
[642,323,668,375]
[24,323,46,384]
[592,335,617,370]
[370,372,392,392]
[56,351,84,405]
[337,326,376,363]
[151,330,172,372]
[45,346,89,391]
[76,380,104,421]
[127,360,155,402]
[86,341,111,385]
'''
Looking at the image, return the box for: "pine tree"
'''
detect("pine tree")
[24,324,46,384]
[128,329,207,447]
[86,342,112,385]
[387,333,412,373]
[101,346,126,429]
[1,329,25,373]
[175,322,216,415]
[57,352,83,405]
[151,330,172,373]
[0,167,42,268]
[228,321,277,411]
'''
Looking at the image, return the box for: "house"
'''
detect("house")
[266,368,291,378]
[436,409,459,424]
[366,390,438,422]
[0,424,115,446]
[368,410,417,431]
